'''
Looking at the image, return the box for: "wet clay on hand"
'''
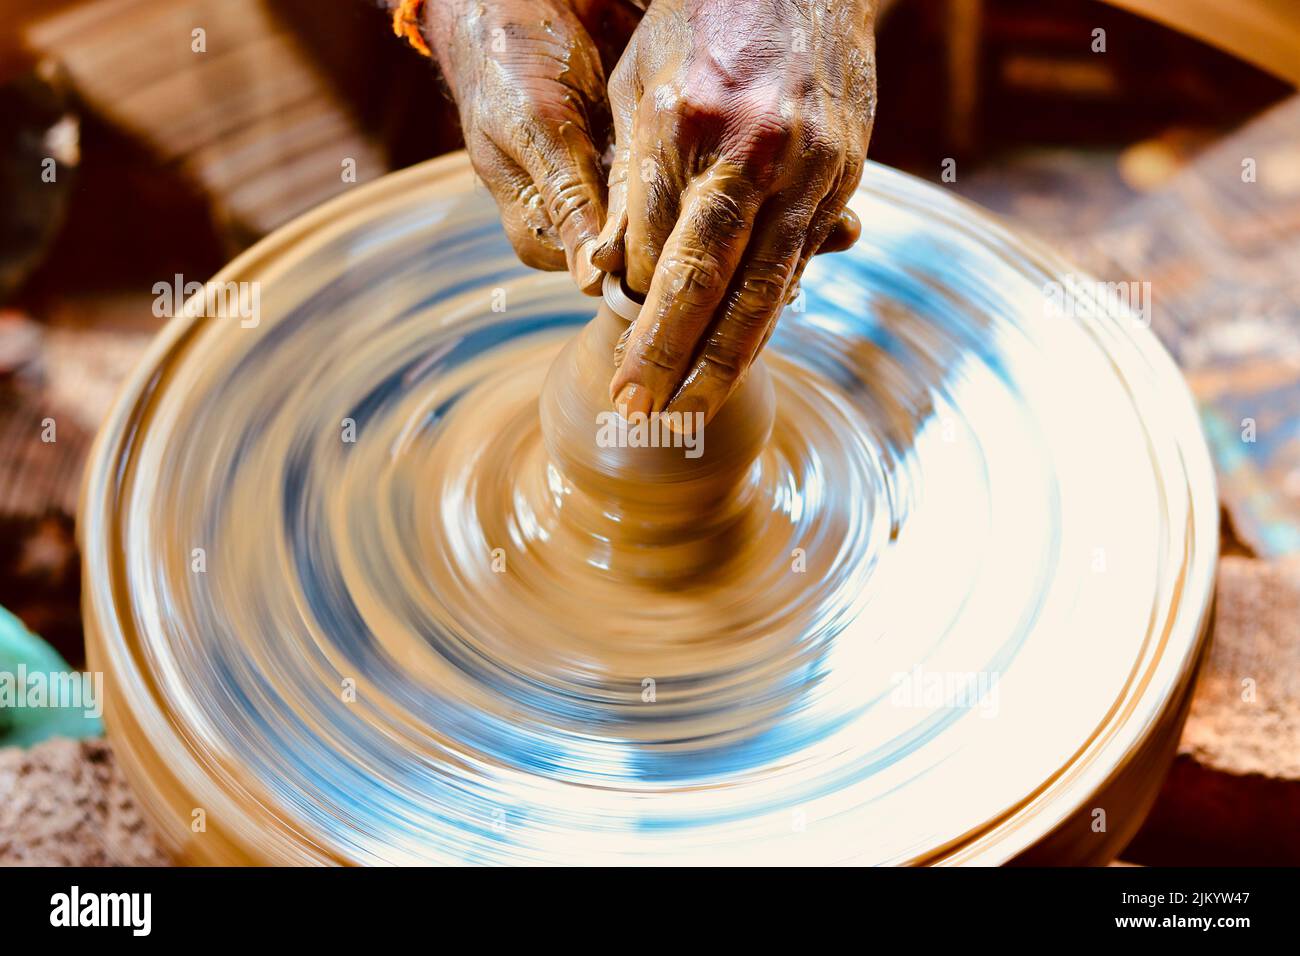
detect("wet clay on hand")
[593,0,879,423]
[423,0,620,291]
[82,156,1218,865]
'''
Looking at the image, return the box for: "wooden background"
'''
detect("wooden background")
[1,0,1296,865]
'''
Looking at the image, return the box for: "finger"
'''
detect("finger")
[510,117,608,294]
[664,192,817,423]
[816,207,861,254]
[469,133,566,271]
[592,166,630,277]
[622,84,729,295]
[621,141,684,296]
[793,159,864,283]
[592,53,638,277]
[621,145,686,295]
[608,162,764,415]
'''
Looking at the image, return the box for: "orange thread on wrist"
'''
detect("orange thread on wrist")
[393,0,432,58]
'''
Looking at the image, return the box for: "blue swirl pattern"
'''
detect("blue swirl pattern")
[82,157,1217,865]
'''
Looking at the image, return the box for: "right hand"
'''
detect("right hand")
[423,0,616,293]
[590,0,877,422]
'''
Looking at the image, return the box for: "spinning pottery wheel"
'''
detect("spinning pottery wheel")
[81,153,1217,865]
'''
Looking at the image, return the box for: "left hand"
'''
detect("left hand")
[418,0,619,292]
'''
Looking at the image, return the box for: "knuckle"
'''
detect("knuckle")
[700,350,743,382]
[691,189,749,239]
[802,128,844,170]
[665,85,727,137]
[702,301,779,377]
[630,335,690,375]
[727,99,798,179]
[837,148,866,188]
[744,107,795,153]
[608,54,637,101]
[541,175,594,232]
[513,179,548,217]
[735,266,792,307]
[707,332,755,372]
[663,249,728,299]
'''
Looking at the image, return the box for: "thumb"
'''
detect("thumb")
[591,63,636,276]
[591,140,628,276]
[515,122,607,294]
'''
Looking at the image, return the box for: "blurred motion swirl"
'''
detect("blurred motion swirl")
[81,156,1217,865]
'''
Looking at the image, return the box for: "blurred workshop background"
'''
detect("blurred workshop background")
[0,0,1297,865]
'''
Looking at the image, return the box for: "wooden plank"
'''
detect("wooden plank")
[1103,0,1300,85]
[24,0,389,239]
[25,0,274,102]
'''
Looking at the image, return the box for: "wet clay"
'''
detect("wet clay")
[414,288,866,691]
[82,156,1216,865]
[537,285,776,582]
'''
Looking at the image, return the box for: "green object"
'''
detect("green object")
[0,605,102,747]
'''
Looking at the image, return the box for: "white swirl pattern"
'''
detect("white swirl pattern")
[81,156,1217,865]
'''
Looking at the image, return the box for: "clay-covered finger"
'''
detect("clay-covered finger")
[601,89,688,295]
[510,119,608,294]
[469,134,566,271]
[592,158,630,277]
[608,163,763,415]
[591,50,638,276]
[621,143,684,296]
[816,207,861,254]
[794,161,864,281]
[664,198,813,423]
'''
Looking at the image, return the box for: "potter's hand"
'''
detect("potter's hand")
[423,0,614,291]
[592,0,877,421]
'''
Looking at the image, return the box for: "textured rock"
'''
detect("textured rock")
[0,737,167,866]
[1182,556,1300,779]
[1125,555,1300,865]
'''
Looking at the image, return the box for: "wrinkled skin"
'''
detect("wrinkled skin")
[418,0,876,422]
[593,0,877,422]
[423,0,625,291]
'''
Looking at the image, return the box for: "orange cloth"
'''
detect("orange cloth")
[393,0,431,57]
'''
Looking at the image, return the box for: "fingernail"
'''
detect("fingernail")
[592,212,623,269]
[591,231,613,266]
[570,238,602,295]
[592,218,613,254]
[613,383,653,419]
[591,245,619,275]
